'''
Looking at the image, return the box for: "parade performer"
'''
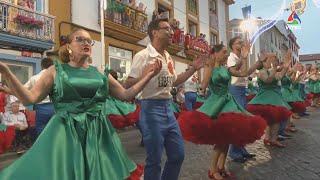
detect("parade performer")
[306,65,320,107]
[227,36,258,163]
[0,28,162,180]
[247,51,292,148]
[178,44,266,180]
[281,68,307,118]
[106,70,140,129]
[126,16,203,180]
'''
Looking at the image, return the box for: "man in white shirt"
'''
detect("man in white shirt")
[183,68,199,110]
[227,36,256,163]
[4,95,25,112]
[2,101,28,153]
[24,58,54,137]
[126,16,203,180]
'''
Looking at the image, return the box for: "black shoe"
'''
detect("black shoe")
[300,112,310,116]
[232,157,247,163]
[243,153,256,159]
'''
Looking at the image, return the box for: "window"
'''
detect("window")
[209,0,217,14]
[187,0,198,15]
[271,32,273,43]
[108,46,133,82]
[188,20,197,37]
[0,60,33,84]
[210,32,218,46]
[232,28,243,38]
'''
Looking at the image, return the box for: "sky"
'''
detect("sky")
[229,0,320,55]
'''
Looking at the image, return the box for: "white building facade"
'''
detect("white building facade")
[69,0,234,77]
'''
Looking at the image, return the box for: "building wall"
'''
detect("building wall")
[217,0,227,44]
[300,61,318,66]
[65,0,230,74]
[229,19,299,64]
[71,0,100,32]
[199,0,210,42]
[49,0,71,49]
[174,0,187,33]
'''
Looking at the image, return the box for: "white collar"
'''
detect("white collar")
[147,43,170,59]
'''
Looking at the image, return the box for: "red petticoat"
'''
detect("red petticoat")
[0,126,15,154]
[307,93,314,100]
[246,104,292,125]
[127,164,144,180]
[311,93,320,99]
[289,102,306,114]
[246,94,256,102]
[178,111,266,146]
[305,93,314,106]
[108,106,141,129]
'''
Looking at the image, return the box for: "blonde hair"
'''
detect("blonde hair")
[58,28,89,63]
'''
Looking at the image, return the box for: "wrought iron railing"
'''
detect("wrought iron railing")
[105,0,148,33]
[0,1,55,42]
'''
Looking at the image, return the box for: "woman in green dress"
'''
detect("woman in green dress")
[178,44,266,180]
[307,65,320,107]
[247,52,292,148]
[106,69,140,129]
[0,29,162,180]
[281,70,306,115]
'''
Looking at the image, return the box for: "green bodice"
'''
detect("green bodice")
[307,79,320,93]
[281,76,291,88]
[281,76,304,102]
[0,61,137,180]
[249,71,291,109]
[0,124,6,131]
[198,67,249,118]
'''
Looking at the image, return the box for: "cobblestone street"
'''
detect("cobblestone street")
[1,109,320,180]
[119,109,320,180]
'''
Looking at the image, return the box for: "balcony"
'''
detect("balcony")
[209,13,219,31]
[0,1,55,53]
[105,1,148,43]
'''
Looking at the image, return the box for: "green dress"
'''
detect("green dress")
[281,76,304,102]
[105,97,136,116]
[0,61,140,180]
[0,124,6,131]
[249,77,291,109]
[247,70,291,124]
[307,79,320,94]
[178,67,266,145]
[198,67,249,117]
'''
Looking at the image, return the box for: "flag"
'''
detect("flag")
[242,5,251,19]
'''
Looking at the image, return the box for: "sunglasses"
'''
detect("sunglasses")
[74,36,95,46]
